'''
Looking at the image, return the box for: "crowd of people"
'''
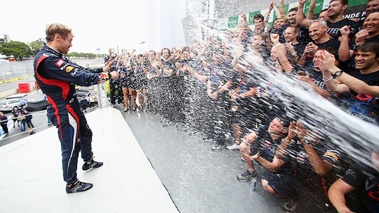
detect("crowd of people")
[0,101,35,136]
[102,0,379,212]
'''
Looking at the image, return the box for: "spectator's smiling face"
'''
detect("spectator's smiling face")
[327,0,346,19]
[309,22,326,42]
[182,50,190,60]
[273,20,280,29]
[366,0,379,15]
[288,11,297,24]
[254,18,264,29]
[270,45,278,60]
[148,51,156,61]
[138,56,145,63]
[363,12,379,34]
[268,118,284,135]
[284,27,297,43]
[162,49,170,60]
[354,50,378,70]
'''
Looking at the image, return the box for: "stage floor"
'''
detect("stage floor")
[0,107,178,213]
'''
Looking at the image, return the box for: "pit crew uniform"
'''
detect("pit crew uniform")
[33,45,111,183]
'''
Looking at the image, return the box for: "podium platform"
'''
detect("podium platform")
[0,107,179,213]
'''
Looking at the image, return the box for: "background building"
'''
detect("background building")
[0,34,11,53]
[146,0,187,52]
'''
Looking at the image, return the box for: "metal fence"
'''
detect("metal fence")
[0,61,34,83]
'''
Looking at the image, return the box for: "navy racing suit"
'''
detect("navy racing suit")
[33,45,110,183]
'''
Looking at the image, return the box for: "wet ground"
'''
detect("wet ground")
[120,107,324,213]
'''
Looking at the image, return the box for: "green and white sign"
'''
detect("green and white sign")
[218,0,368,30]
[228,16,239,28]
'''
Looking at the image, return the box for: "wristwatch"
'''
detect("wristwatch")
[302,139,311,145]
[332,70,343,79]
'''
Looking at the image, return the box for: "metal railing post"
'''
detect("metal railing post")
[96,84,103,109]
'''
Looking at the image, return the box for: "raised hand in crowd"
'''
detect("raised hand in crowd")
[295,70,312,83]
[276,121,297,159]
[273,0,286,19]
[338,25,355,62]
[318,49,379,97]
[103,57,116,72]
[272,42,293,74]
[355,29,369,45]
[295,120,319,143]
[206,83,218,100]
[304,42,318,55]
[339,25,351,37]
[182,64,192,75]
[270,32,280,45]
[268,1,274,12]
[284,42,297,58]
[316,50,337,73]
[238,13,248,28]
[151,57,161,69]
